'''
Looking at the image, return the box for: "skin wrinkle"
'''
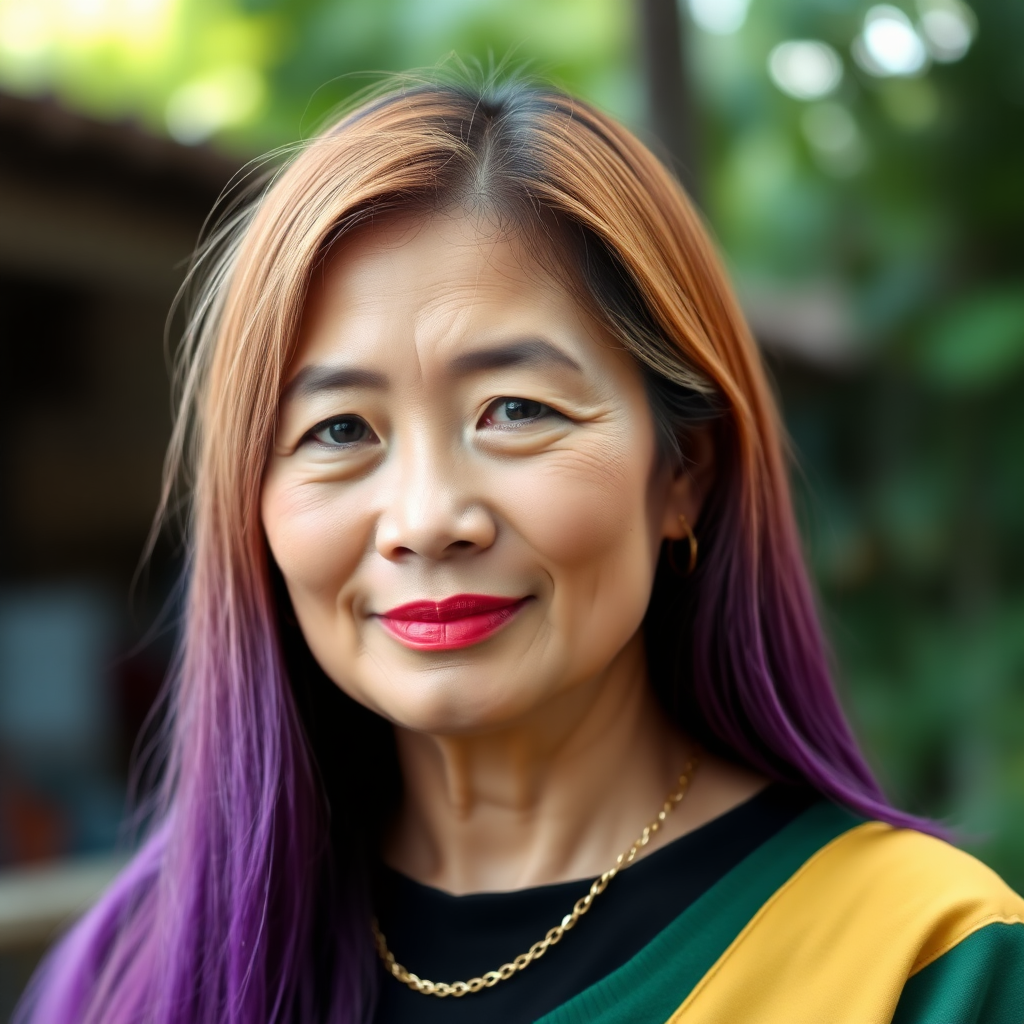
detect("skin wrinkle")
[262,210,765,894]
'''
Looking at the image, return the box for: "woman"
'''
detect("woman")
[18,78,1024,1024]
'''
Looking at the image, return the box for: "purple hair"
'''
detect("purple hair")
[16,78,936,1024]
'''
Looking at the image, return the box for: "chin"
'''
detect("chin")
[365,670,550,737]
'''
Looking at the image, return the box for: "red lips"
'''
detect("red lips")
[377,594,529,650]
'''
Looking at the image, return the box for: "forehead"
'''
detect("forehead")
[315,212,563,306]
[293,211,618,371]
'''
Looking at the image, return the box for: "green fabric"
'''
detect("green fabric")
[891,921,1024,1024]
[534,801,863,1024]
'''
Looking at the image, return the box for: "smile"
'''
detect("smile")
[376,594,530,651]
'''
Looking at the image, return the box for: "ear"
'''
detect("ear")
[659,425,715,542]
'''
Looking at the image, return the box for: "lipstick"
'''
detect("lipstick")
[377,594,528,651]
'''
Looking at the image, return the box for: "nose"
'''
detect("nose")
[374,438,497,562]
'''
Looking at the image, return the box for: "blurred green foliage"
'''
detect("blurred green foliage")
[691,0,1024,886]
[1,0,1021,884]
[0,0,637,148]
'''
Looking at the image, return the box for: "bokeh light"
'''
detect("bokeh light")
[800,102,867,176]
[768,40,844,101]
[687,0,751,36]
[854,5,929,77]
[918,0,977,62]
[165,66,266,144]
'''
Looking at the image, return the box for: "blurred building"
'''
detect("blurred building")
[0,90,236,1013]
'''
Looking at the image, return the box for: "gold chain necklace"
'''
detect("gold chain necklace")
[373,753,698,998]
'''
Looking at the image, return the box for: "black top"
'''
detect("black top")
[372,783,817,1024]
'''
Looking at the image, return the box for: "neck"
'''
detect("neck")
[384,633,698,893]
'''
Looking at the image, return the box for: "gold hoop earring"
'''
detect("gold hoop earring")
[668,514,698,576]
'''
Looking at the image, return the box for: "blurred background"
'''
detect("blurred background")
[0,0,1021,1014]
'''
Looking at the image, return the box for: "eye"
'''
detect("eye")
[481,397,557,427]
[310,416,375,447]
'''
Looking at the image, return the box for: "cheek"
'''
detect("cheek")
[261,471,368,599]
[498,434,661,689]
[510,437,657,567]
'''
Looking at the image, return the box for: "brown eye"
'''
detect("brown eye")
[312,416,374,446]
[482,398,555,426]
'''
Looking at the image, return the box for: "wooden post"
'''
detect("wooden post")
[637,0,701,201]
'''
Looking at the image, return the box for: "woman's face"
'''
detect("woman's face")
[261,213,696,735]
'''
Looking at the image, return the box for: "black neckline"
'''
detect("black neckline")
[372,782,817,1024]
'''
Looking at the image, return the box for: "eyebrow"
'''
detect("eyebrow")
[449,338,583,375]
[281,338,583,403]
[281,365,388,402]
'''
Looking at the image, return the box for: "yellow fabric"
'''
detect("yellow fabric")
[667,821,1024,1024]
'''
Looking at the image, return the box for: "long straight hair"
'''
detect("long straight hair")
[17,77,935,1024]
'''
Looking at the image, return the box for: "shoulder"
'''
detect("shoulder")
[818,821,1024,1024]
[667,807,1024,1023]
[809,818,1024,962]
[769,815,1024,989]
